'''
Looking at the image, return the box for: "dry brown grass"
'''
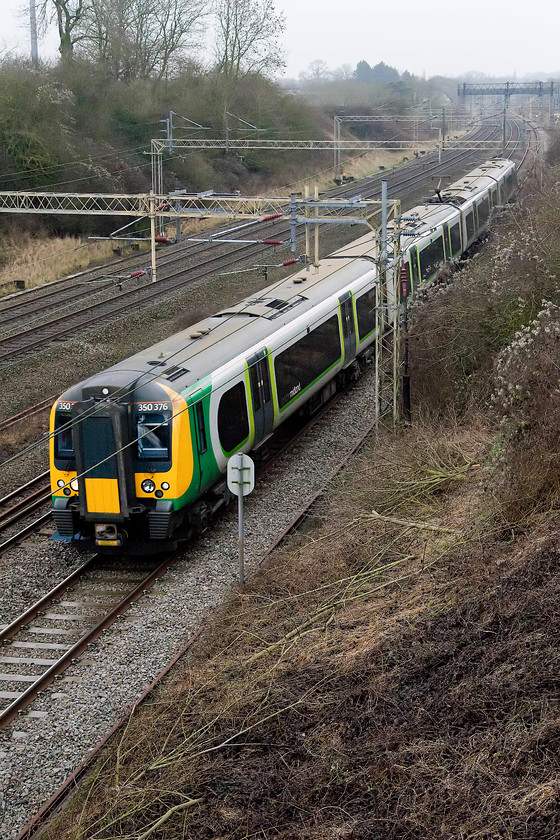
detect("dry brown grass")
[0,231,121,295]
[276,148,415,197]
[410,164,560,530]
[46,421,536,840]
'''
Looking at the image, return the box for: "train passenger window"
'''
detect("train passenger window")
[137,413,170,460]
[217,382,249,453]
[478,197,490,227]
[275,315,341,409]
[465,210,475,241]
[54,411,74,459]
[449,223,461,256]
[419,236,444,281]
[195,400,207,454]
[356,289,376,340]
[505,171,516,196]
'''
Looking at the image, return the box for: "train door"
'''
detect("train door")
[74,401,135,520]
[339,291,356,364]
[191,395,208,494]
[247,349,274,446]
[443,223,452,260]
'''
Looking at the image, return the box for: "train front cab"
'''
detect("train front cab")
[51,384,196,553]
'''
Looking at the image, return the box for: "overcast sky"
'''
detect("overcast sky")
[1,0,558,80]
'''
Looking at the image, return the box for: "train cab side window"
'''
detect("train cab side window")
[195,400,207,454]
[217,382,249,453]
[137,414,170,460]
[54,411,74,459]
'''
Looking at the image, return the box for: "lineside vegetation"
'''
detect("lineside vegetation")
[41,143,560,839]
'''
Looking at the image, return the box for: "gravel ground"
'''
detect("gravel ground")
[0,367,377,838]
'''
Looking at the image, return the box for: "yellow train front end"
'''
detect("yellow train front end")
[50,375,194,554]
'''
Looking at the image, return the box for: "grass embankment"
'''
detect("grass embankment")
[0,232,120,295]
[44,153,560,839]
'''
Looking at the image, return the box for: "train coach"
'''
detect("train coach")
[50,158,516,553]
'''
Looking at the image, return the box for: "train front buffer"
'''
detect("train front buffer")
[50,384,193,553]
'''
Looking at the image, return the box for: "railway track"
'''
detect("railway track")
[0,126,494,320]
[0,357,367,733]
[0,121,520,363]
[0,397,54,436]
[0,553,179,730]
[0,472,51,555]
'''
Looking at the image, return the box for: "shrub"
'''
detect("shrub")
[491,300,560,523]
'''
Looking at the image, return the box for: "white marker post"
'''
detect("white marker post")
[227,453,255,585]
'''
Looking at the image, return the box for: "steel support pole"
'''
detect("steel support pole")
[289,194,297,252]
[314,186,319,270]
[237,453,245,586]
[149,192,157,283]
[304,185,310,264]
[381,180,388,270]
[29,0,38,65]
[375,278,381,431]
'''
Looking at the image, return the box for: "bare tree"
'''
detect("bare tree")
[34,0,87,61]
[213,0,285,80]
[299,59,331,83]
[77,0,207,79]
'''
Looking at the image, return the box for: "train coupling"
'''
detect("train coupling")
[94,523,123,547]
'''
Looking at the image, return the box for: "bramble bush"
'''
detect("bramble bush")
[409,156,560,525]
[491,300,560,522]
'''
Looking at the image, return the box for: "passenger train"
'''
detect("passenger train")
[50,158,516,553]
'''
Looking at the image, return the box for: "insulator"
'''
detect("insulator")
[259,213,283,222]
[400,259,409,298]
[155,236,170,244]
[260,239,283,246]
[129,270,146,278]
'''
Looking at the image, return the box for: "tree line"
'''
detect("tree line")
[34,0,285,81]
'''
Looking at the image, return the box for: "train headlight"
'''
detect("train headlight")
[70,478,79,492]
[141,479,156,493]
[57,479,65,488]
[161,482,170,491]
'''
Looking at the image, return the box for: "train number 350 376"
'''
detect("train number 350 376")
[137,403,170,412]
